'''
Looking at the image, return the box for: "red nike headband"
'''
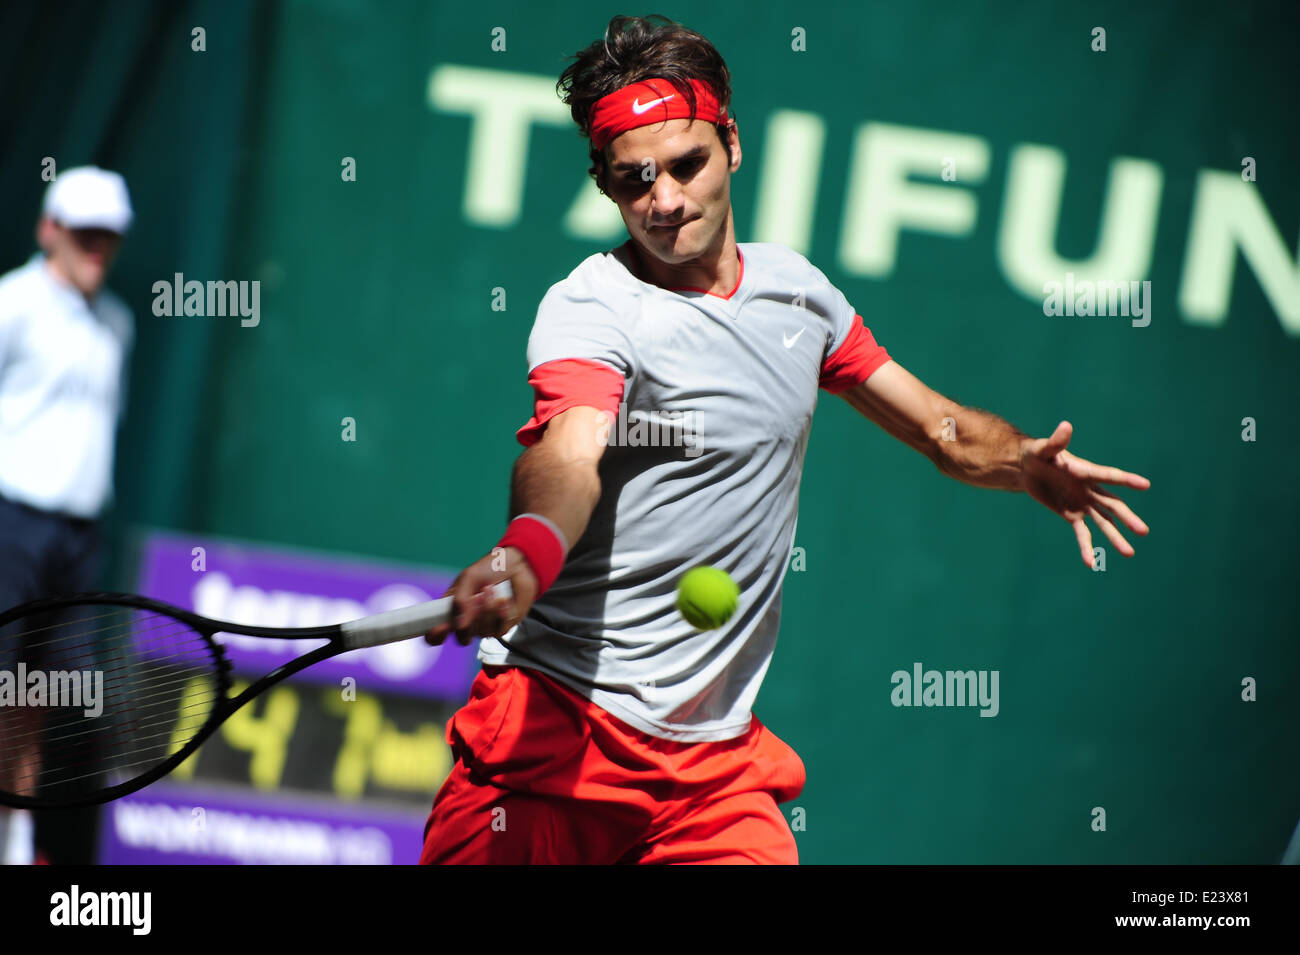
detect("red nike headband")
[589,78,727,151]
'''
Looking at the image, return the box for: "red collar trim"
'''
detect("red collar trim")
[665,247,745,300]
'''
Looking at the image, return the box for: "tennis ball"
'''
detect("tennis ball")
[676,566,739,630]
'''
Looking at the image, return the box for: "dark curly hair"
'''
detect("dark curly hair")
[557,15,735,195]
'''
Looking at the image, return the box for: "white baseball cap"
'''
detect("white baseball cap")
[42,166,134,234]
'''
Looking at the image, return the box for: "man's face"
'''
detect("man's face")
[603,118,741,266]
[39,220,124,297]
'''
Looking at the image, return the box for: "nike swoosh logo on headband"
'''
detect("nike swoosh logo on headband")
[631,95,675,114]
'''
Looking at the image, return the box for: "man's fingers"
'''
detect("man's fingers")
[447,581,517,642]
[1088,505,1134,557]
[1036,420,1073,460]
[456,589,484,631]
[1091,489,1150,536]
[483,596,504,636]
[489,594,518,637]
[1073,517,1094,569]
[1058,450,1151,490]
[1084,462,1150,489]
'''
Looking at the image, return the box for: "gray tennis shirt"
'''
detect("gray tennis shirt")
[478,241,890,742]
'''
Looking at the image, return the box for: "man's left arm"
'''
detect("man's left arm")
[838,360,1151,569]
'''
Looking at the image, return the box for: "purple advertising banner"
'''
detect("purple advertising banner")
[98,782,426,864]
[136,532,476,700]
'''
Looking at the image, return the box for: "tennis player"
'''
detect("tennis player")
[0,166,134,865]
[420,15,1150,865]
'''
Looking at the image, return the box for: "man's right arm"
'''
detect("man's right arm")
[425,404,610,644]
[508,404,607,551]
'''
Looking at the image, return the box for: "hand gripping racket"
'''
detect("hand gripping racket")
[0,581,512,809]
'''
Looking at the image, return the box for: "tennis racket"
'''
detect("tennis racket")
[0,581,512,810]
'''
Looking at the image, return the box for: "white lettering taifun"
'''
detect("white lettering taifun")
[429,65,1300,336]
[49,885,151,935]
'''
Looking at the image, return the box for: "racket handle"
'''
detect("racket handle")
[340,580,515,649]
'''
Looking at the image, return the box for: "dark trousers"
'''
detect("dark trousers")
[0,493,105,864]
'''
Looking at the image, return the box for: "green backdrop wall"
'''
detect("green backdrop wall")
[2,0,1297,863]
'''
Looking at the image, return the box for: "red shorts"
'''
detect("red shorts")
[420,665,806,864]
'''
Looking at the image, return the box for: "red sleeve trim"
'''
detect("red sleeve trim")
[515,358,626,447]
[819,317,891,394]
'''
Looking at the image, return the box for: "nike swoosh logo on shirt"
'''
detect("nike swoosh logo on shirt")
[631,95,675,114]
[783,328,806,349]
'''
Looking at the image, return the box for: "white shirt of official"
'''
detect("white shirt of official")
[0,254,133,518]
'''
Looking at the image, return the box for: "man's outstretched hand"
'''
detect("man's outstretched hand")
[1019,421,1151,569]
[423,547,539,647]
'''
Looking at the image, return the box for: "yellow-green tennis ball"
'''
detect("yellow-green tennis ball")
[676,566,739,630]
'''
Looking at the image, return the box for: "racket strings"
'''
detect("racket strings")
[1,682,218,750]
[0,604,223,801]
[13,605,205,654]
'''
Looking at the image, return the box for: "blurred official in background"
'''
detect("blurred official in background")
[0,166,134,864]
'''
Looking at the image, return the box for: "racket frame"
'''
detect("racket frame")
[0,584,508,809]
